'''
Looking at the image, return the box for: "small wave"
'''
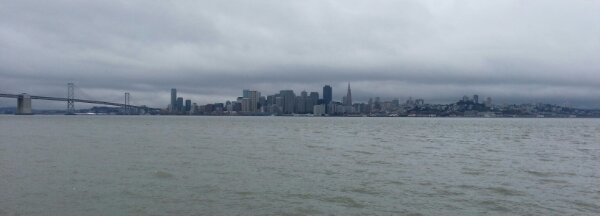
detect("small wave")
[457,184,478,190]
[285,193,318,200]
[279,207,322,215]
[462,168,484,176]
[342,187,381,196]
[387,180,404,185]
[525,170,553,177]
[320,196,365,208]
[369,160,392,165]
[153,170,174,179]
[435,187,466,196]
[462,171,483,176]
[525,170,576,177]
[479,200,511,212]
[305,144,328,150]
[570,200,600,212]
[487,187,525,196]
[235,191,254,196]
[538,178,569,184]
[353,169,367,173]
[352,150,375,155]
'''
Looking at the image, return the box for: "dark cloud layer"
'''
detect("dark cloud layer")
[1,0,600,109]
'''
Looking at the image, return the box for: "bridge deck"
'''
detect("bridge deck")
[0,93,159,110]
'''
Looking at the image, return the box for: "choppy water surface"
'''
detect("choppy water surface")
[1,116,599,215]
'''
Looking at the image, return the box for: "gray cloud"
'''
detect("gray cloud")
[1,0,600,109]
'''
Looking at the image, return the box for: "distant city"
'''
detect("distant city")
[162,84,600,118]
[2,83,599,117]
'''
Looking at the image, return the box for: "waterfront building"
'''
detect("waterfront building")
[473,94,479,104]
[191,103,198,114]
[307,92,319,113]
[185,99,191,112]
[309,92,319,103]
[334,103,345,115]
[170,88,177,112]
[279,90,296,114]
[295,96,305,114]
[392,98,400,108]
[243,89,251,98]
[241,90,260,112]
[241,98,251,112]
[275,96,284,110]
[176,97,184,112]
[485,97,493,108]
[323,85,332,105]
[225,101,232,112]
[259,96,266,110]
[383,101,393,111]
[374,97,381,110]
[204,104,214,113]
[313,104,326,116]
[415,99,424,106]
[232,102,242,112]
[266,95,277,107]
[406,97,414,106]
[462,95,470,102]
[295,91,309,114]
[345,83,352,106]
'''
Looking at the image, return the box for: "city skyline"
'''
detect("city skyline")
[1,1,600,109]
[157,84,600,117]
[0,81,597,110]
[159,83,595,117]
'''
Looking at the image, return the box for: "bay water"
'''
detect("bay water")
[1,116,599,215]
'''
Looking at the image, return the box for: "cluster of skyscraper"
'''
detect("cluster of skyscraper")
[462,94,492,107]
[167,85,499,116]
[230,84,352,115]
[169,88,193,114]
[168,84,355,115]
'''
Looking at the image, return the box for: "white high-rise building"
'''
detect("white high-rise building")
[241,90,260,112]
[313,104,326,116]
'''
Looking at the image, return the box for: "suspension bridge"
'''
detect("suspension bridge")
[0,83,161,115]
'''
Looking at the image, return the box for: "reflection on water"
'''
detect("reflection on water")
[1,116,599,215]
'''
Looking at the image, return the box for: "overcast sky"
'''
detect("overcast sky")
[1,0,600,109]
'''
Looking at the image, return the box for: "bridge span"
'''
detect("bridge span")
[0,92,160,115]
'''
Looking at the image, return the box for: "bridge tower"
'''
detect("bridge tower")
[67,83,75,114]
[124,92,130,115]
[16,94,32,115]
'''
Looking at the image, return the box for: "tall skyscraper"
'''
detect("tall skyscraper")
[296,91,308,114]
[323,85,332,105]
[309,92,319,103]
[176,97,184,112]
[473,94,479,104]
[308,92,319,113]
[241,98,251,112]
[279,90,296,114]
[185,99,191,112]
[170,88,177,111]
[345,83,352,106]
